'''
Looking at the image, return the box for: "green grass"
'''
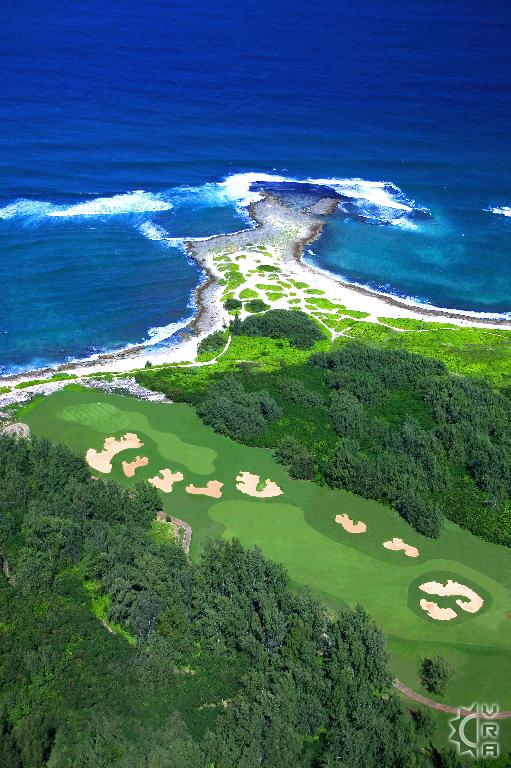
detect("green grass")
[265,292,284,301]
[377,317,457,331]
[342,309,371,319]
[83,579,136,645]
[305,297,345,311]
[22,387,511,730]
[239,288,259,299]
[338,322,511,388]
[14,373,77,389]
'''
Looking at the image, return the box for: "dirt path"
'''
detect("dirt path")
[394,679,511,719]
[156,511,192,555]
[1,554,14,586]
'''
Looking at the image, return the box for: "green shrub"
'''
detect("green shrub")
[419,655,453,695]
[244,299,270,313]
[197,330,227,357]
[197,375,281,439]
[223,297,243,311]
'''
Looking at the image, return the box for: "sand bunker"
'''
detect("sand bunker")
[148,469,184,493]
[186,481,224,499]
[383,537,419,557]
[419,579,484,615]
[236,471,283,498]
[335,514,367,534]
[122,455,149,478]
[86,433,143,474]
[419,599,457,622]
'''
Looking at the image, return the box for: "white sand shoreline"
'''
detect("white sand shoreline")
[2,191,511,390]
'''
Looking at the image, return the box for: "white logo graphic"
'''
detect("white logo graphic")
[449,703,499,758]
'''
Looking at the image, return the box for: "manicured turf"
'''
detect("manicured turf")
[24,388,511,732]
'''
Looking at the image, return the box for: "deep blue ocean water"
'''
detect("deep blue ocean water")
[1,0,510,374]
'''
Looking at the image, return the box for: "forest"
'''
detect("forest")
[140,319,511,546]
[0,432,487,768]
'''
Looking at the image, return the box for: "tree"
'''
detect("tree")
[223,297,242,311]
[197,375,281,439]
[419,655,453,695]
[329,391,364,438]
[232,309,325,348]
[274,437,315,480]
[0,707,21,768]
[197,330,227,356]
[411,708,436,739]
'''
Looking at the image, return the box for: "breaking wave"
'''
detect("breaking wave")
[0,172,428,230]
[0,190,172,222]
[486,205,511,218]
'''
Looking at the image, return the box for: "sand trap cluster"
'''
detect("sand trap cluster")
[148,469,184,493]
[383,537,419,558]
[186,481,224,499]
[335,513,367,534]
[86,433,143,473]
[419,579,484,618]
[236,471,283,498]
[419,599,458,621]
[122,455,149,478]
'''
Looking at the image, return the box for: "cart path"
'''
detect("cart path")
[394,679,511,719]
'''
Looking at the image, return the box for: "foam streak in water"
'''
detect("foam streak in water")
[48,190,173,217]
[486,205,511,218]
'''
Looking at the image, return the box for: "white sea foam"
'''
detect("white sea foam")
[0,199,54,221]
[143,317,192,346]
[0,190,173,222]
[137,222,216,251]
[0,174,422,228]
[48,190,173,217]
[213,171,419,213]
[486,205,511,218]
[138,221,174,243]
[390,217,418,230]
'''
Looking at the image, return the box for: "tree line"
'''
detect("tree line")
[168,330,511,544]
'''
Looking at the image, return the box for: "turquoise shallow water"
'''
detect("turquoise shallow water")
[0,0,510,374]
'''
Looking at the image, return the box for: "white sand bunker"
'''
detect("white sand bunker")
[86,433,143,474]
[236,472,283,498]
[186,481,224,499]
[383,537,419,558]
[419,579,484,620]
[419,599,457,622]
[148,469,184,493]
[122,456,149,478]
[335,514,366,534]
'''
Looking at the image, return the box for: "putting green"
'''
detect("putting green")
[59,400,217,475]
[23,387,511,723]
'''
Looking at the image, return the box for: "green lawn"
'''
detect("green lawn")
[23,387,511,738]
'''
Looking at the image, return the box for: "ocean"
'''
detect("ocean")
[1,0,510,375]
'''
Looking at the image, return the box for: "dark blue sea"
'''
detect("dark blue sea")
[1,0,510,374]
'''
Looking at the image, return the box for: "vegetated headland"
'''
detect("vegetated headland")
[2,181,511,390]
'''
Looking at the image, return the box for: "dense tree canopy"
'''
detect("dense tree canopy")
[231,309,325,349]
[197,374,281,439]
[0,432,450,767]
[164,337,511,544]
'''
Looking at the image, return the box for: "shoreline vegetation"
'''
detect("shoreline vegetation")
[2,185,511,390]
